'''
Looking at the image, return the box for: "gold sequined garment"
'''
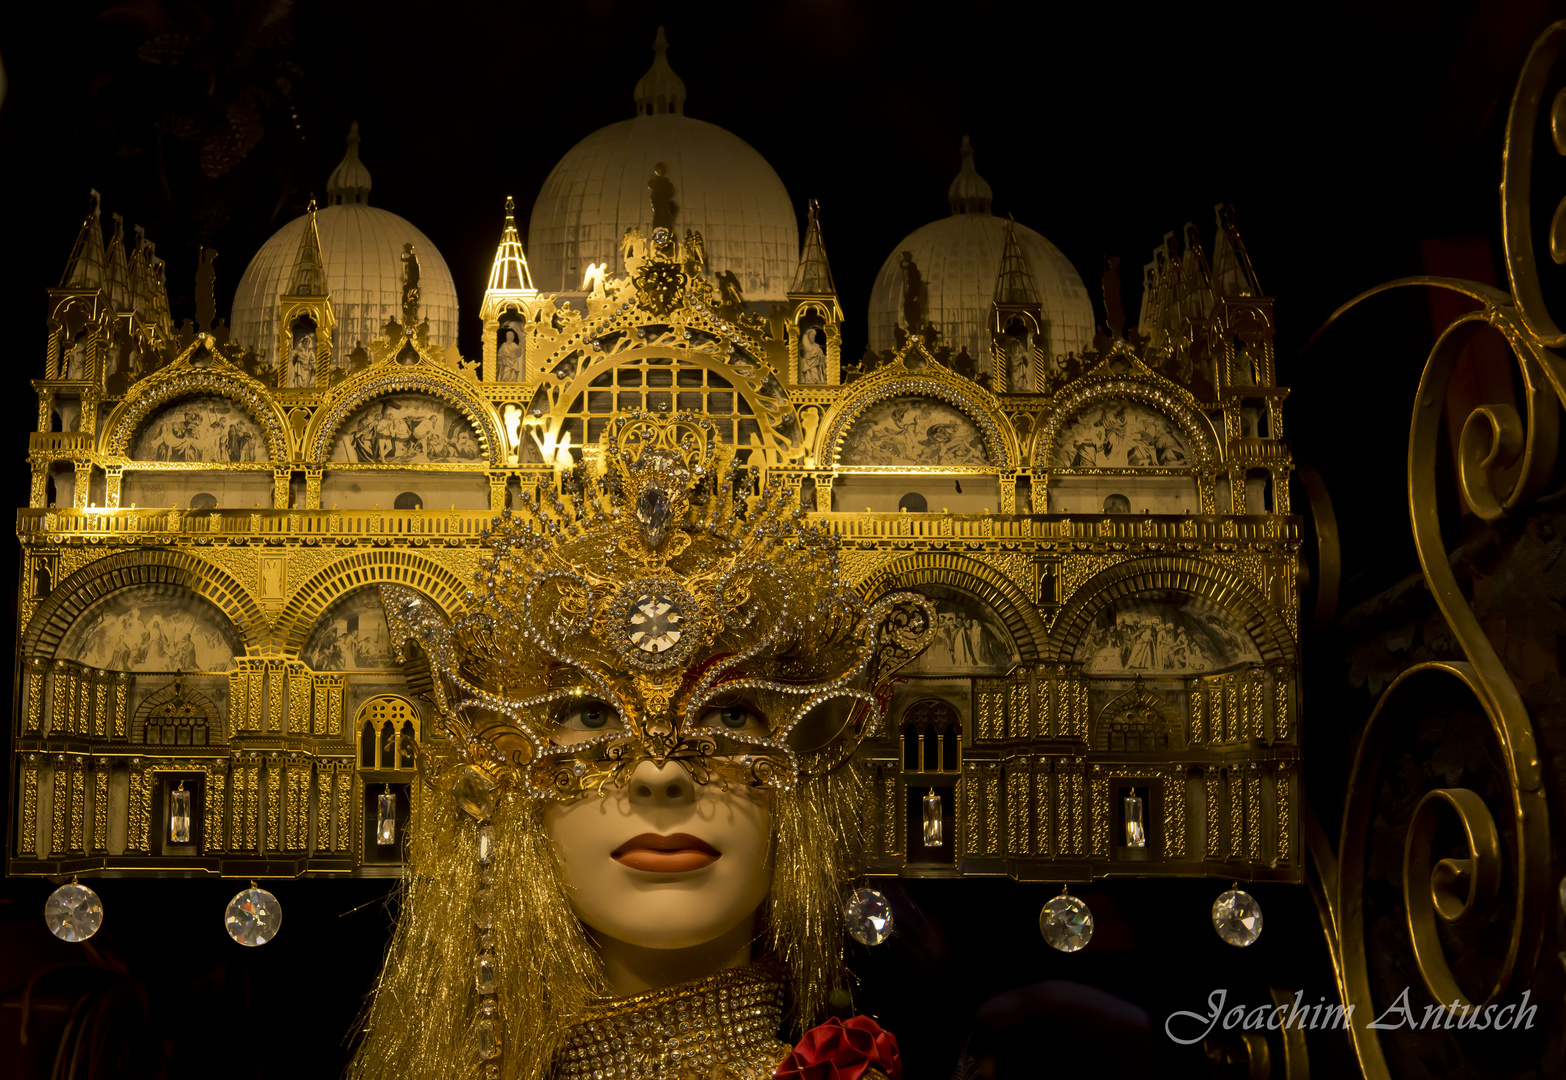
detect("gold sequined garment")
[555,963,791,1080]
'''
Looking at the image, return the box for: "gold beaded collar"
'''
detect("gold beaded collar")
[556,962,790,1080]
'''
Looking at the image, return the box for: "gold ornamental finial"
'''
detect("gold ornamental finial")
[634,25,686,117]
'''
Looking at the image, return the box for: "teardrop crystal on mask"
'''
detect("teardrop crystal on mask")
[1212,888,1263,947]
[453,766,496,822]
[1039,894,1094,952]
[225,886,282,946]
[844,887,893,946]
[44,882,103,942]
[635,487,672,547]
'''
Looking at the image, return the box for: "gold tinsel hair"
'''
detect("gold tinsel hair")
[347,753,870,1080]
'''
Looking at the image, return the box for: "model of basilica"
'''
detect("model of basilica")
[12,30,1298,887]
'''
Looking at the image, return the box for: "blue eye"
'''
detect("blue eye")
[718,706,747,729]
[552,701,622,744]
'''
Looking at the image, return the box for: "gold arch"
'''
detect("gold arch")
[273,549,468,655]
[1032,359,1221,470]
[1043,555,1295,666]
[21,549,266,659]
[303,363,507,467]
[855,551,1046,663]
[818,353,1017,470]
[100,356,291,463]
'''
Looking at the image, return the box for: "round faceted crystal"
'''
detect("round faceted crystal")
[44,883,103,942]
[844,887,893,946]
[627,594,683,653]
[1212,888,1263,947]
[225,887,282,946]
[1039,895,1094,952]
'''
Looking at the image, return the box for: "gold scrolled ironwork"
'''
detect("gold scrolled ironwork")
[1309,20,1566,1080]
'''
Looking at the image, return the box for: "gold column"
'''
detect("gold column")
[266,662,286,732]
[112,673,129,739]
[1246,764,1262,862]
[1006,764,1029,856]
[304,468,323,510]
[1274,674,1290,741]
[264,756,282,852]
[92,758,109,852]
[19,756,39,858]
[240,758,259,852]
[1228,768,1244,860]
[67,757,85,852]
[315,762,332,853]
[272,470,290,509]
[1205,767,1222,858]
[205,763,226,853]
[103,464,123,508]
[29,463,47,509]
[334,768,350,852]
[50,759,68,855]
[287,666,312,734]
[23,659,45,734]
[1090,771,1109,858]
[92,672,107,737]
[1275,764,1291,864]
[73,460,91,509]
[1163,770,1187,859]
[285,759,305,850]
[1037,764,1054,857]
[984,765,1001,856]
[127,759,150,853]
[1187,679,1204,744]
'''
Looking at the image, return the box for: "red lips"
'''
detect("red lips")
[612,832,721,873]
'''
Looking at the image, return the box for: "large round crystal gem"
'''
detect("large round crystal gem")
[225,886,282,946]
[1212,888,1263,947]
[627,593,683,653]
[44,882,103,942]
[844,887,893,945]
[1039,894,1094,952]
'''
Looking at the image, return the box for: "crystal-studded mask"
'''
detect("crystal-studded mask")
[380,411,937,811]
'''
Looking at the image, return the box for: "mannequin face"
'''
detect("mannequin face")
[545,756,773,952]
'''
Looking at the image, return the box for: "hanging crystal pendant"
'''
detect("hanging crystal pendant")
[1123,790,1146,848]
[169,782,192,844]
[844,886,893,945]
[224,884,282,946]
[44,880,103,942]
[1212,887,1264,947]
[922,789,944,847]
[1039,888,1094,952]
[376,788,397,846]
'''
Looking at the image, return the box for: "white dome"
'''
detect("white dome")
[527,32,797,301]
[868,140,1094,366]
[230,204,460,368]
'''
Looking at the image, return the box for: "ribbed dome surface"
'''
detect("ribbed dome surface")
[868,214,1094,365]
[528,114,798,300]
[230,204,460,368]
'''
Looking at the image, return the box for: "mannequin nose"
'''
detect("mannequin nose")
[627,760,695,806]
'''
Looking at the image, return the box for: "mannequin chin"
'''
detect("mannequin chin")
[546,757,774,994]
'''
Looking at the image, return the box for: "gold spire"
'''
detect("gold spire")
[60,190,107,290]
[789,199,837,296]
[289,199,329,296]
[1210,202,1260,297]
[105,213,131,312]
[634,25,686,116]
[994,215,1038,305]
[947,135,993,215]
[485,195,536,294]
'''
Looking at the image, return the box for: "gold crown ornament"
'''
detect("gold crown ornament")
[380,411,937,818]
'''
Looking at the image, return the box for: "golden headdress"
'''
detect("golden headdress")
[381,409,937,815]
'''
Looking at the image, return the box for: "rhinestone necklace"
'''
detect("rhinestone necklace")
[556,962,789,1080]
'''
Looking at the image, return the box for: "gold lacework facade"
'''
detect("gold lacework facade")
[10,158,1299,888]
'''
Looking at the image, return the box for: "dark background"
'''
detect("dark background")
[1,1,1562,1076]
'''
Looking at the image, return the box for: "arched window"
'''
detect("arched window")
[1103,493,1131,514]
[393,491,424,510]
[900,699,960,774]
[190,493,218,510]
[354,695,421,771]
[898,492,928,513]
[138,680,214,746]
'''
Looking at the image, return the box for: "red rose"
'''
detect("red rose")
[774,1015,903,1080]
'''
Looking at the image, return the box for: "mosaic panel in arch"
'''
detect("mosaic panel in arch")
[132,395,266,462]
[839,397,992,467]
[57,584,242,672]
[330,394,485,464]
[1072,591,1260,675]
[904,585,1019,675]
[302,587,400,671]
[1051,399,1189,468]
